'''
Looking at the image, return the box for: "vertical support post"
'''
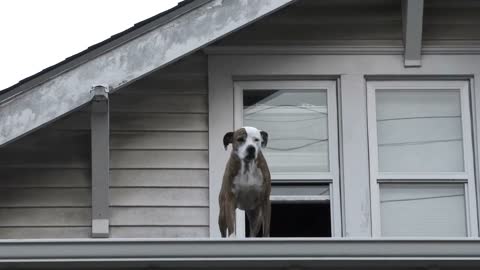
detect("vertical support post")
[90,85,110,238]
[339,75,371,237]
[208,56,235,237]
[402,0,424,67]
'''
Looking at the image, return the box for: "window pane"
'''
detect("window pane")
[380,183,467,237]
[243,90,329,175]
[376,89,464,172]
[271,184,330,197]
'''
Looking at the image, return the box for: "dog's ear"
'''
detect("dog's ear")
[260,131,268,148]
[223,132,234,150]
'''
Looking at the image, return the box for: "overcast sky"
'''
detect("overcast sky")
[0,0,179,91]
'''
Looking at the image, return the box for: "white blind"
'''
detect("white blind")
[244,90,329,174]
[376,89,464,172]
[380,183,467,237]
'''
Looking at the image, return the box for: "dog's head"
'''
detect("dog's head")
[223,127,268,161]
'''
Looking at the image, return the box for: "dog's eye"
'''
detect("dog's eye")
[237,137,245,143]
[254,138,260,142]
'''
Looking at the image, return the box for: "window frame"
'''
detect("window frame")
[366,80,478,237]
[233,80,341,237]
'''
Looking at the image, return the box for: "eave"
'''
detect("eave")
[2,238,480,269]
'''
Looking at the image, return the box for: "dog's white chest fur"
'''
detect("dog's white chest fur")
[232,162,264,210]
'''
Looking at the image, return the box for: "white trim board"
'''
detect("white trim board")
[204,45,480,55]
[4,238,480,268]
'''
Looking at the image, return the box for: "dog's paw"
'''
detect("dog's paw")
[228,232,236,238]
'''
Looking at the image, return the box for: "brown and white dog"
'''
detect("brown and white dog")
[218,126,271,237]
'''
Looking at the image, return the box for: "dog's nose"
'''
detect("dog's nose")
[246,146,256,157]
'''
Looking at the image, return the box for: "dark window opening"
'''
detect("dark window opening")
[246,202,331,237]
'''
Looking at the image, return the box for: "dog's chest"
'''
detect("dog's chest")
[232,164,264,210]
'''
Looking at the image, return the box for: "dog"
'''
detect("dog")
[218,126,271,237]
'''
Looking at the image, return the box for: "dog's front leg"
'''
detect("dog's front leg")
[218,202,227,238]
[262,199,271,237]
[225,198,237,237]
[246,208,263,237]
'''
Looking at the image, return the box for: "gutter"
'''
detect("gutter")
[2,238,480,268]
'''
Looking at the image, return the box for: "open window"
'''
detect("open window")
[367,80,478,237]
[246,184,331,237]
[234,80,341,237]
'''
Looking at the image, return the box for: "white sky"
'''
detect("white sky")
[0,0,180,91]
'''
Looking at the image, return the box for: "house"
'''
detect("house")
[2,0,480,268]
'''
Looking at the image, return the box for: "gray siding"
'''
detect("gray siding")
[0,114,92,238]
[108,52,209,238]
[424,0,480,42]
[215,0,480,48]
[0,52,208,239]
[215,0,402,46]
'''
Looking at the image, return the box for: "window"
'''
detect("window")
[234,80,341,237]
[266,184,331,237]
[367,80,478,237]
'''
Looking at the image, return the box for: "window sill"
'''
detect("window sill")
[2,238,480,268]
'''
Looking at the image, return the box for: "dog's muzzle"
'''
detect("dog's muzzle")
[245,146,256,160]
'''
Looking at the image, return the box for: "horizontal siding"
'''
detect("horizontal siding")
[109,51,209,238]
[110,227,208,238]
[214,0,480,46]
[0,207,207,227]
[0,225,207,239]
[110,132,207,150]
[56,113,208,132]
[0,188,91,207]
[214,0,402,46]
[424,0,480,42]
[0,208,90,226]
[109,113,208,131]
[110,188,208,207]
[1,169,90,188]
[110,169,208,187]
[0,227,91,239]
[110,150,208,169]
[124,80,208,94]
[110,207,209,226]
[0,150,89,168]
[0,109,91,238]
[110,94,207,113]
[2,169,208,188]
[1,130,90,152]
[0,52,209,239]
[219,24,401,45]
